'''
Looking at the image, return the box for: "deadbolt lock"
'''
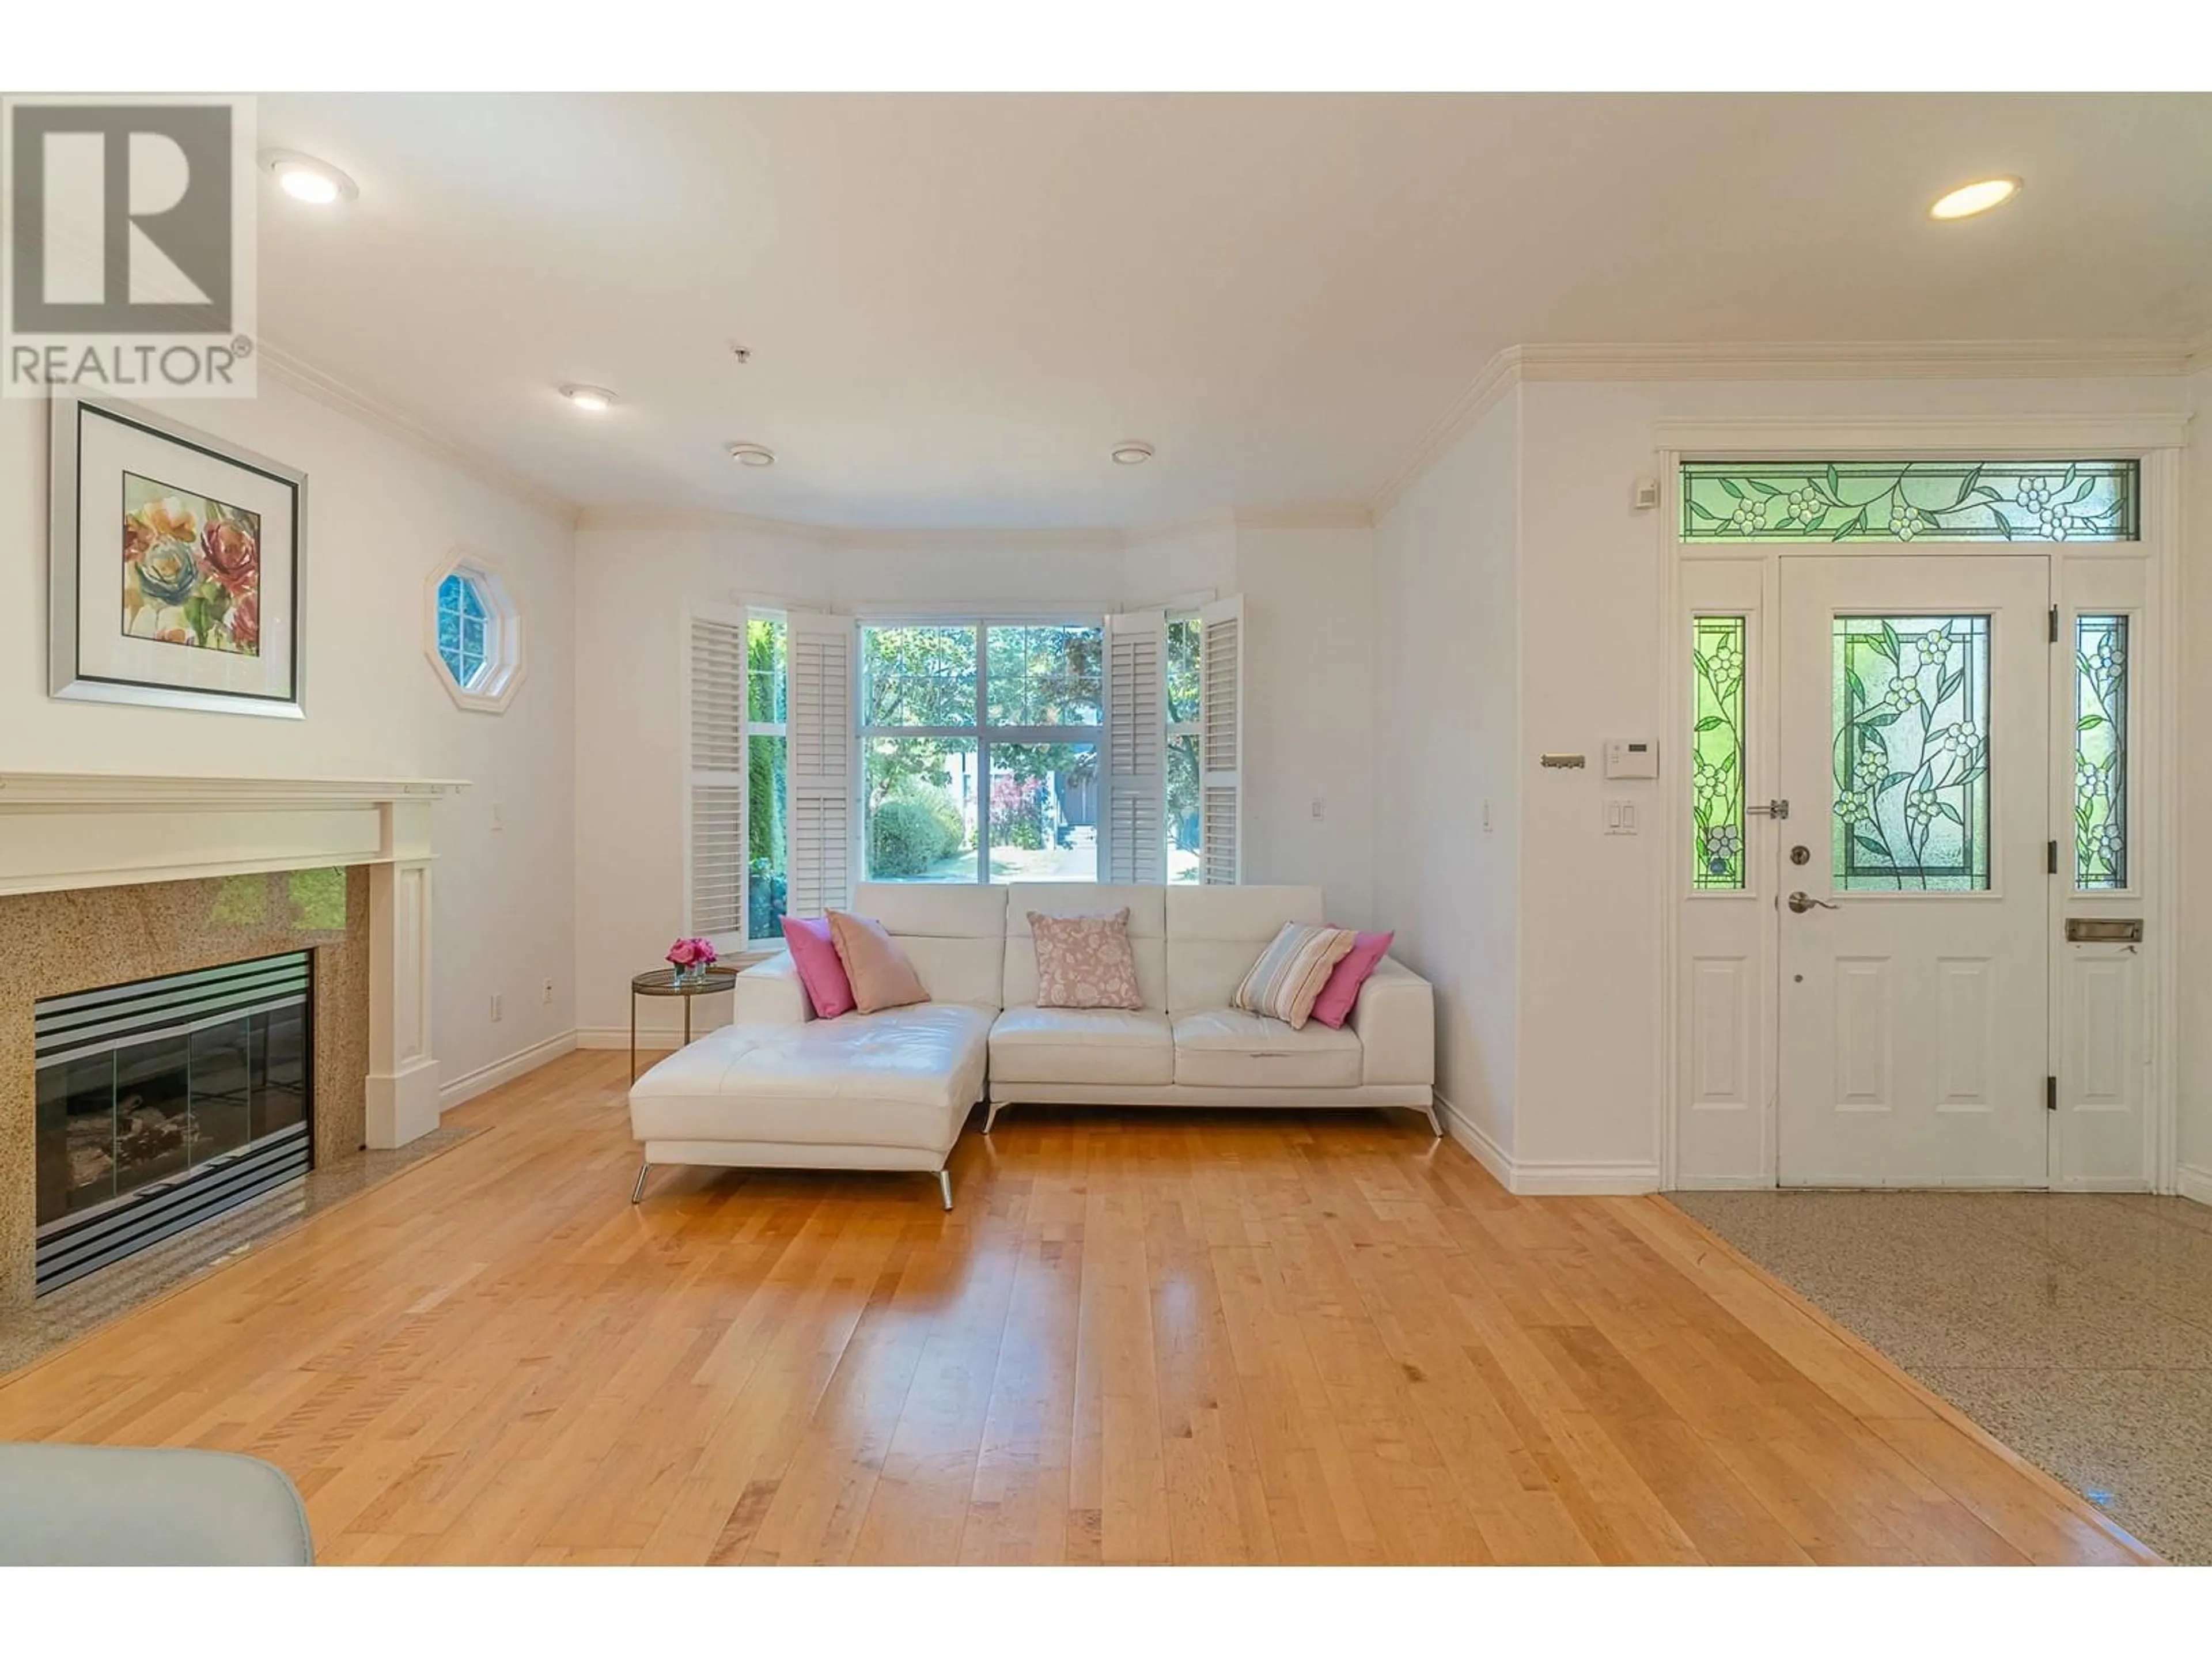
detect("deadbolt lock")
[1790,844,1810,866]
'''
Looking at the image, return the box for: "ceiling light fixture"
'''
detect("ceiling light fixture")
[1111,441,1154,466]
[729,442,775,467]
[259,149,358,205]
[560,383,618,412]
[1928,176,2022,221]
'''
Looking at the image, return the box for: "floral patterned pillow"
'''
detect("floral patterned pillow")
[1029,910,1144,1010]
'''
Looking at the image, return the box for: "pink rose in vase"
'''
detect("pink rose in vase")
[666,937,719,980]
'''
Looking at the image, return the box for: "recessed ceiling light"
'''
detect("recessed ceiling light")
[560,384,618,413]
[729,442,776,467]
[1929,176,2022,221]
[259,149,358,205]
[1111,441,1154,466]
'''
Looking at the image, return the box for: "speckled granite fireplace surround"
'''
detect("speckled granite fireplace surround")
[0,772,461,1314]
[0,870,370,1308]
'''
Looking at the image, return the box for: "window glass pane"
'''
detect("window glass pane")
[1692,616,1746,891]
[862,626,977,727]
[1166,618,1201,725]
[1167,731,1201,884]
[988,743,1097,882]
[2075,615,2128,891]
[1682,461,2138,543]
[747,733,788,938]
[1832,616,1990,892]
[865,737,977,881]
[986,625,1103,726]
[747,616,786,725]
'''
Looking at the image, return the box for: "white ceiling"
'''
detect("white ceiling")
[255,93,2212,528]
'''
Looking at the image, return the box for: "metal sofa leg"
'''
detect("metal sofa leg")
[1421,1100,1444,1139]
[937,1168,954,1211]
[630,1160,652,1204]
[983,1100,1003,1134]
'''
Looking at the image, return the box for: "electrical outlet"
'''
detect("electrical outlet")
[490,993,505,1023]
[541,977,555,1005]
[1310,796,1325,819]
[490,800,504,832]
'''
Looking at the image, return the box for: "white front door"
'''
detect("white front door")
[1777,554,2051,1186]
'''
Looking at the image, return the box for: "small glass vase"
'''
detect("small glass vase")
[670,961,711,988]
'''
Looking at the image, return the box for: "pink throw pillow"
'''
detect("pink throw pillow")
[827,911,931,1014]
[1308,930,1393,1029]
[783,915,857,1019]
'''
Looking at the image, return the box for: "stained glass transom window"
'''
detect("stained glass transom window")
[1682,460,2138,543]
[2075,615,2128,891]
[1691,616,1746,891]
[1833,616,1990,892]
[436,571,488,688]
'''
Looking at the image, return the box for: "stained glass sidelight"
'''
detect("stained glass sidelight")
[1832,616,1991,892]
[1691,616,1747,890]
[2075,615,2129,890]
[1681,460,2138,543]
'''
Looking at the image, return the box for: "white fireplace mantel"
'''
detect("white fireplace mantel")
[0,771,467,1149]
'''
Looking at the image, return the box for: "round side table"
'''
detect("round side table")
[630,967,740,1081]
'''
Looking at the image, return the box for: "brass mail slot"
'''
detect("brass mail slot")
[2065,917,2143,943]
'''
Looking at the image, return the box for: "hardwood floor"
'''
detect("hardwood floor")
[0,1051,2152,1565]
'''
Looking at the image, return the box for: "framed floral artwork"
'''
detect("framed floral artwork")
[49,396,305,717]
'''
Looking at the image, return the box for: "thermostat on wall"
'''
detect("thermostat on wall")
[1604,740,1658,779]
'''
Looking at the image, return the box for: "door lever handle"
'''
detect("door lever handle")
[1787,891,1839,914]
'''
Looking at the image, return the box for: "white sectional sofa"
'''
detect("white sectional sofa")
[626,882,1437,1208]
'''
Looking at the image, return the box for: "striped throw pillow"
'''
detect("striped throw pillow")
[1231,922,1359,1030]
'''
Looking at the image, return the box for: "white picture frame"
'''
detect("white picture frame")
[48,395,306,718]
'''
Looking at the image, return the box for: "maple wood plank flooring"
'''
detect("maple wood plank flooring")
[0,1051,2153,1565]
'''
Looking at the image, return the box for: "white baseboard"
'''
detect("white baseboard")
[575,1026,683,1051]
[1669,1174,1776,1191]
[440,1029,577,1111]
[1438,1092,1660,1196]
[2177,1162,2212,1209]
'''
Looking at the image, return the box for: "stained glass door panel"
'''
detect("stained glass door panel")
[1777,555,2050,1188]
[1831,616,1990,892]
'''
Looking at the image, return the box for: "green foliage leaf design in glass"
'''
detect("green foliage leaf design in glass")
[1682,460,2137,543]
[1832,616,1990,892]
[1691,616,1746,891]
[2075,615,2128,891]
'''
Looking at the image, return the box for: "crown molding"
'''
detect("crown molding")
[1654,411,2194,455]
[257,342,579,524]
[1371,335,2203,522]
[1514,338,2194,383]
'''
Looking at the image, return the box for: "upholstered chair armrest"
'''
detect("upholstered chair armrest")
[733,952,814,1025]
[1346,957,1434,1087]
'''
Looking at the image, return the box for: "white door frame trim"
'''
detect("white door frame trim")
[1656,413,2188,1193]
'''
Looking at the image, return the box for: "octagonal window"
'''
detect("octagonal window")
[425,554,524,711]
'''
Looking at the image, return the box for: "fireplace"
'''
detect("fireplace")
[33,953,313,1295]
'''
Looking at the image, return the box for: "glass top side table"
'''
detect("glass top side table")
[629,967,740,1082]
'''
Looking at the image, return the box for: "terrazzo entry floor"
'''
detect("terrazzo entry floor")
[1668,1188,2212,1565]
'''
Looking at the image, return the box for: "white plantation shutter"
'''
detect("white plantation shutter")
[685,608,748,940]
[1199,594,1244,885]
[786,609,855,918]
[1102,609,1167,883]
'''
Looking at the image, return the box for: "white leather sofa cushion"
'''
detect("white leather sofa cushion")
[990,1006,1175,1086]
[850,882,1007,1009]
[1164,885,1326,1012]
[1171,1007,1362,1089]
[1002,882,1167,1011]
[629,1003,989,1153]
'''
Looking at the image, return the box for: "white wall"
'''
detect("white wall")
[1511,372,2196,1183]
[570,512,1378,1039]
[2180,364,2212,1196]
[1369,392,1521,1160]
[0,382,578,1105]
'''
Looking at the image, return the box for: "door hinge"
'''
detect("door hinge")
[2048,839,2059,876]
[2046,1075,2058,1112]
[2050,605,2060,643]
